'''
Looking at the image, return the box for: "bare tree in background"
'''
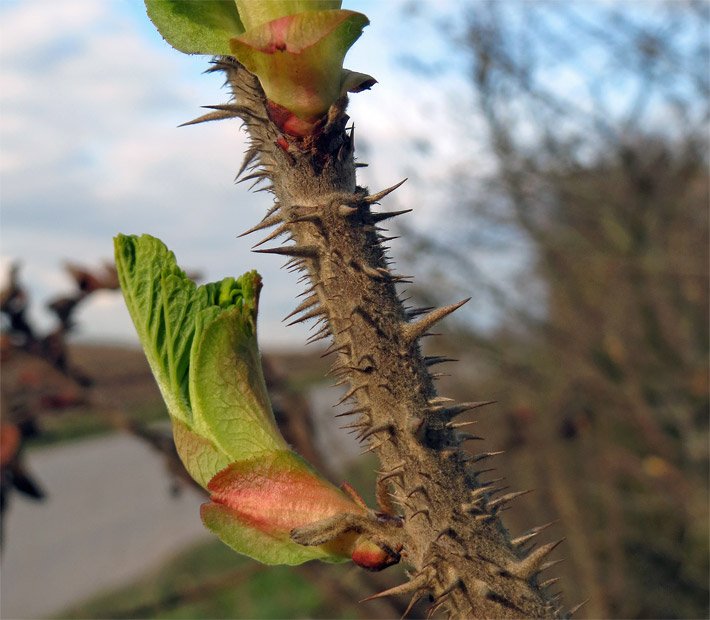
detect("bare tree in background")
[402,1,708,618]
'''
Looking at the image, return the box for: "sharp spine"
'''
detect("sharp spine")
[286,306,326,326]
[358,423,392,441]
[364,178,408,203]
[334,406,369,418]
[425,356,458,367]
[470,450,504,463]
[566,600,589,618]
[282,296,319,322]
[438,400,497,418]
[238,213,283,238]
[507,540,564,580]
[252,223,290,248]
[360,571,430,603]
[488,489,533,512]
[539,577,560,590]
[179,109,237,127]
[403,298,470,343]
[254,245,318,259]
[511,521,556,548]
[370,208,413,224]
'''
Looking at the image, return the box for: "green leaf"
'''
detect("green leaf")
[145,0,244,55]
[114,234,281,482]
[190,305,288,461]
[115,234,373,567]
[172,419,231,488]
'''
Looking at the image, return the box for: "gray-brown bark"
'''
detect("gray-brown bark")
[197,57,567,619]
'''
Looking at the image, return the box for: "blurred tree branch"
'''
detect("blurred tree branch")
[400,1,708,617]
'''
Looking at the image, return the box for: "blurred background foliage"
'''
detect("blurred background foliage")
[398,1,709,618]
[1,1,708,619]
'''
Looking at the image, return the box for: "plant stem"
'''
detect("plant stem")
[208,57,562,619]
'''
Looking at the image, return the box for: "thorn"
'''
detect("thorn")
[474,514,496,523]
[321,342,350,358]
[263,202,282,218]
[402,590,425,619]
[359,440,383,455]
[428,396,455,406]
[488,489,533,512]
[424,356,458,367]
[179,109,237,127]
[286,306,326,327]
[237,170,267,185]
[511,521,557,548]
[539,577,560,590]
[296,285,317,298]
[236,147,259,179]
[405,305,433,319]
[403,299,470,343]
[252,223,290,248]
[283,295,320,322]
[306,325,331,345]
[469,450,504,463]
[238,213,283,238]
[358,423,393,442]
[409,508,431,523]
[342,421,368,431]
[467,488,489,508]
[254,245,318,259]
[456,432,485,443]
[359,263,389,280]
[370,208,413,224]
[438,400,497,419]
[539,558,565,573]
[364,178,408,204]
[283,258,305,272]
[567,599,589,618]
[446,420,479,430]
[406,485,431,500]
[377,467,405,484]
[334,406,369,418]
[335,383,367,406]
[360,571,429,603]
[202,103,268,122]
[508,540,565,580]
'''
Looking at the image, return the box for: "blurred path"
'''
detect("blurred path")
[0,433,210,620]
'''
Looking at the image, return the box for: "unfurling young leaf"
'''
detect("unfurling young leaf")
[144,0,374,135]
[114,234,398,568]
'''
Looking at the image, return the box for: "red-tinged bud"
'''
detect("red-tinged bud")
[351,537,402,571]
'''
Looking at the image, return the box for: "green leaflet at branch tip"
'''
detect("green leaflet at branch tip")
[145,0,245,55]
[114,233,283,485]
[143,0,371,129]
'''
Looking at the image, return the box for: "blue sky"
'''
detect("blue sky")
[4,1,693,348]
[0,0,475,347]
